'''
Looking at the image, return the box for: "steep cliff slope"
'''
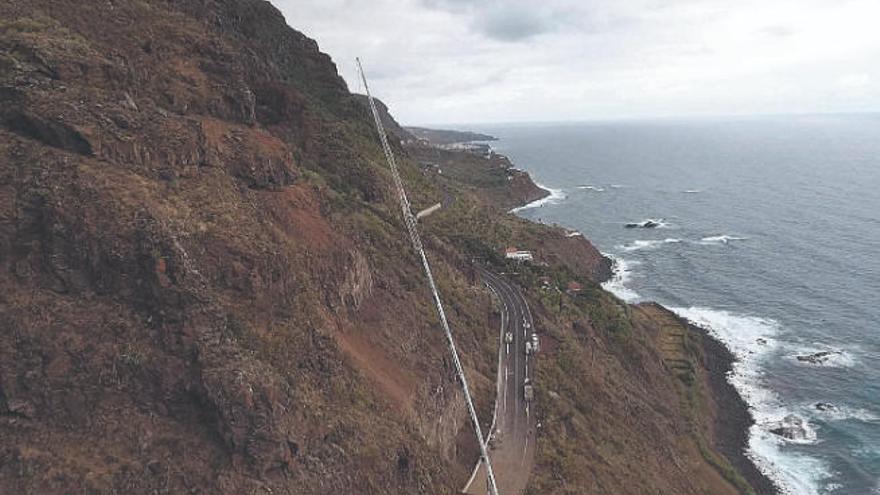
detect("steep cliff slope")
[352,94,414,143]
[0,2,770,494]
[0,1,502,493]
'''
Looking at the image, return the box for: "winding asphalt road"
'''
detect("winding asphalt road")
[463,266,537,495]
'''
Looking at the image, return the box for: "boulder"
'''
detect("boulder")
[625,220,661,229]
[796,350,840,365]
[768,414,811,441]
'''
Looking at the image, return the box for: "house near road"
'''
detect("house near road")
[566,281,583,294]
[505,247,533,262]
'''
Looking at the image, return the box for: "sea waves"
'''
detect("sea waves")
[698,234,748,245]
[510,182,567,213]
[620,238,682,252]
[811,403,879,423]
[619,234,748,251]
[577,184,605,192]
[601,254,641,303]
[602,251,833,494]
[671,306,830,495]
[604,238,841,494]
[789,343,858,368]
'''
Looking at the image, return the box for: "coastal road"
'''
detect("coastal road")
[463,266,537,495]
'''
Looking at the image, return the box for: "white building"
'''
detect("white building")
[505,247,533,261]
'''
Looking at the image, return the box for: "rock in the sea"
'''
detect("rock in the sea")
[625,220,661,229]
[815,402,836,412]
[796,350,840,365]
[768,414,811,441]
[756,338,768,345]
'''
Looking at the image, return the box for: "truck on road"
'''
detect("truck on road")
[524,379,534,402]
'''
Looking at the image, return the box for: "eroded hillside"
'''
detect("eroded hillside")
[0,1,504,492]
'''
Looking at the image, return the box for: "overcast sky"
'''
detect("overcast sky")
[275,0,880,125]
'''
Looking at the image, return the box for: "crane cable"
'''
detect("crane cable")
[356,58,500,495]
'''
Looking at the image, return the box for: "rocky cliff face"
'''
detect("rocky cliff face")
[0,1,496,493]
[352,94,414,143]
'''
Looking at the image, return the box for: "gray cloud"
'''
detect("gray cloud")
[476,9,553,41]
[279,0,880,124]
[419,0,580,41]
[419,0,477,9]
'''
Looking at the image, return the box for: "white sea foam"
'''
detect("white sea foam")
[577,185,605,192]
[789,343,857,368]
[683,189,702,194]
[811,403,880,423]
[620,238,682,252]
[763,414,819,444]
[749,434,829,495]
[609,184,625,189]
[510,182,567,213]
[565,231,582,238]
[600,262,831,492]
[601,254,641,302]
[698,234,748,245]
[671,306,831,495]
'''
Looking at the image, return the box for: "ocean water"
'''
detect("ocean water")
[472,115,880,494]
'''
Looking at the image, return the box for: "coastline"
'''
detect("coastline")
[692,317,780,495]
[510,171,780,495]
[405,131,778,492]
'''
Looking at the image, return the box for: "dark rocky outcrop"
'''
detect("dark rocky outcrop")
[625,219,662,229]
[768,415,812,442]
[0,2,482,493]
[796,350,841,365]
[2,111,93,155]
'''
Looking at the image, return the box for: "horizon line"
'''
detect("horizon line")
[406,109,880,129]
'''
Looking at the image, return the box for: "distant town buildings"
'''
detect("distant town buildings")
[439,142,492,157]
[417,139,493,158]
